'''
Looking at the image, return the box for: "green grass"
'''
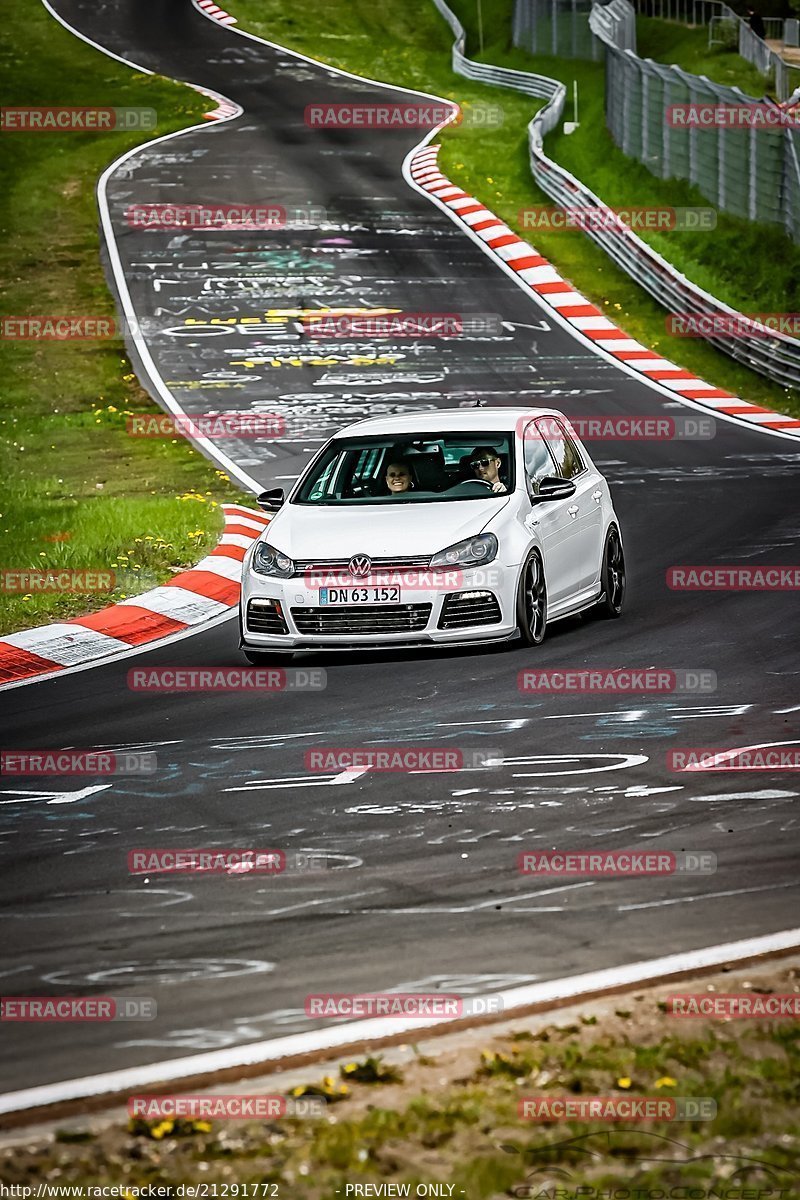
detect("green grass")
[222,0,800,420]
[636,14,773,94]
[0,2,251,636]
[5,1009,798,1195]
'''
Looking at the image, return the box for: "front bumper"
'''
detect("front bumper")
[240,563,519,651]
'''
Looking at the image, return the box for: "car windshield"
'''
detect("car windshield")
[293,433,515,505]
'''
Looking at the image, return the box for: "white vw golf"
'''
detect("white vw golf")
[239,408,625,658]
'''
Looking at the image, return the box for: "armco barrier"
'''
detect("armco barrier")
[593,0,800,243]
[637,0,800,100]
[431,0,800,391]
[434,0,557,98]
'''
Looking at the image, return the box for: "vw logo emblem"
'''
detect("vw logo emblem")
[349,555,372,577]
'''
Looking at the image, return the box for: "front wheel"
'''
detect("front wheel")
[517,551,548,646]
[597,526,626,618]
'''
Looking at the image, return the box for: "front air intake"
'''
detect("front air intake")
[438,590,502,630]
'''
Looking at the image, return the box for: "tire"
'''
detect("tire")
[597,526,626,618]
[517,551,548,646]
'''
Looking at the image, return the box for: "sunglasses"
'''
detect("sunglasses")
[471,457,495,467]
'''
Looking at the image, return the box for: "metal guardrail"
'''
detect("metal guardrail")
[433,0,557,96]
[635,0,800,98]
[634,0,727,21]
[600,38,796,234]
[589,0,637,51]
[636,0,783,37]
[429,0,800,391]
[764,17,787,40]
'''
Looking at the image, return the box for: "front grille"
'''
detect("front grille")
[438,590,502,630]
[247,599,289,635]
[291,603,432,635]
[294,555,431,574]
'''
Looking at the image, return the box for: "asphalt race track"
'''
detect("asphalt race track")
[0,0,799,1099]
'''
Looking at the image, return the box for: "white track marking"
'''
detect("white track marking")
[362,880,596,913]
[257,889,382,917]
[507,753,649,777]
[2,927,798,1116]
[0,785,112,807]
[680,739,800,771]
[0,966,35,980]
[183,0,800,443]
[689,789,798,800]
[40,1,258,493]
[40,0,155,72]
[224,767,371,791]
[30,0,800,697]
[618,880,800,911]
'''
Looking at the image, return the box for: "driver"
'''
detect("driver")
[468,446,507,493]
[385,459,413,495]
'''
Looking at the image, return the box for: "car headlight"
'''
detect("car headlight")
[430,533,498,569]
[252,541,295,578]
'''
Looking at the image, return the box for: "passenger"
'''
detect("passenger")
[468,446,507,493]
[385,459,413,495]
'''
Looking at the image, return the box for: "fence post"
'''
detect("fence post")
[642,61,650,160]
[622,53,632,153]
[663,72,671,178]
[687,78,697,190]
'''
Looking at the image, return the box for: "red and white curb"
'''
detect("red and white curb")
[0,505,268,689]
[410,145,800,438]
[196,0,237,25]
[189,83,242,122]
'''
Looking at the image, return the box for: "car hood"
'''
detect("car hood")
[263,496,511,559]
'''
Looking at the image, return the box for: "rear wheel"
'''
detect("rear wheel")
[597,526,625,618]
[517,552,548,646]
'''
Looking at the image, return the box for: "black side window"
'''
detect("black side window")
[534,418,584,480]
[523,422,557,490]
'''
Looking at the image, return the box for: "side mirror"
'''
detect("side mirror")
[535,476,577,501]
[257,487,285,512]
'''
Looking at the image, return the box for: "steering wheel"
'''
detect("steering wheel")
[447,478,494,493]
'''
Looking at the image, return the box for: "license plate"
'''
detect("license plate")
[319,586,401,605]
